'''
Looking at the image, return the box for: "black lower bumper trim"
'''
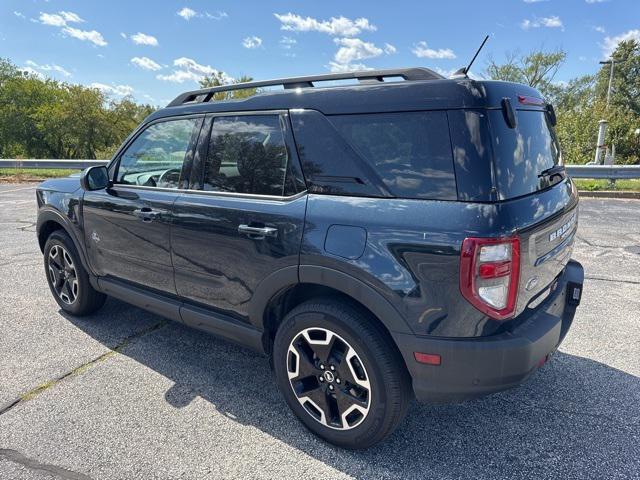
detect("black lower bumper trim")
[394,259,584,403]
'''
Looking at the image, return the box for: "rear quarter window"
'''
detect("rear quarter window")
[489,109,561,200]
[330,111,457,200]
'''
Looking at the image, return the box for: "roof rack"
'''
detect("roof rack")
[167,67,444,107]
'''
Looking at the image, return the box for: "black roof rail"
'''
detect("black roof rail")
[167,67,444,107]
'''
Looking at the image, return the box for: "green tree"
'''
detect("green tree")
[199,73,258,100]
[0,58,155,159]
[486,48,567,99]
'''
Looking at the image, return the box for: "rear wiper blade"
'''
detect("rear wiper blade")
[538,165,565,178]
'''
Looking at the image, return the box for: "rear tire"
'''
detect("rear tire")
[44,230,106,316]
[273,298,412,449]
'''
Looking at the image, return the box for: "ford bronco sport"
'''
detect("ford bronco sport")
[36,67,584,449]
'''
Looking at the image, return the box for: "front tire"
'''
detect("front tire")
[44,230,106,316]
[273,298,411,449]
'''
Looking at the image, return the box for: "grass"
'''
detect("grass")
[573,179,640,192]
[0,168,78,182]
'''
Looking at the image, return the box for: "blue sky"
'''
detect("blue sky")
[1,0,638,105]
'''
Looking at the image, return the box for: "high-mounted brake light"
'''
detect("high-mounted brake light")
[517,95,545,106]
[460,237,520,320]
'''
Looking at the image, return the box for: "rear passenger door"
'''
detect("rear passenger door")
[171,111,307,323]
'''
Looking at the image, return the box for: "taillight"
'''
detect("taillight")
[460,236,520,320]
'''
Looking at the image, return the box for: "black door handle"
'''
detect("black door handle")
[238,224,278,238]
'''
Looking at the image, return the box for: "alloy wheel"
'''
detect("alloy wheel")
[48,244,79,305]
[287,327,371,430]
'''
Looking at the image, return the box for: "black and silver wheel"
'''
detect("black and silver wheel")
[287,327,371,430]
[47,244,79,305]
[44,230,106,316]
[273,298,412,449]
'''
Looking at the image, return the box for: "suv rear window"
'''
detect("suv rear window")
[330,112,456,200]
[203,115,288,196]
[489,109,561,200]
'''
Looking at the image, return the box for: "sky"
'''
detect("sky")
[1,0,639,105]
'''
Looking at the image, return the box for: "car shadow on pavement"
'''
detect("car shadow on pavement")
[63,299,640,479]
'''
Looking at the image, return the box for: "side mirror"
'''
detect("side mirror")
[80,165,110,191]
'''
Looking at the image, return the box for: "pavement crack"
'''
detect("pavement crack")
[585,275,640,285]
[0,320,168,417]
[0,448,93,480]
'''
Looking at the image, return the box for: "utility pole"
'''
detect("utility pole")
[594,60,614,164]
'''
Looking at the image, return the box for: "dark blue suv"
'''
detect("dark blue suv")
[36,68,584,448]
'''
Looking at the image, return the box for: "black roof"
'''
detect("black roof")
[148,67,544,123]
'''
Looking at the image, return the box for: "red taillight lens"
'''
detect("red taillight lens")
[460,236,520,320]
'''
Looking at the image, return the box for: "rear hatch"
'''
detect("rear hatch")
[487,99,578,316]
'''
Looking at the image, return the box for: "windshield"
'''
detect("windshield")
[489,109,562,200]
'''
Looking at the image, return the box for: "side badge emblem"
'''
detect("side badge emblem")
[91,231,100,243]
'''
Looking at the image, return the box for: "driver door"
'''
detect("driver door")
[82,115,203,294]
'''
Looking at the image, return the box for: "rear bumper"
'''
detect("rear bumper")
[394,259,584,403]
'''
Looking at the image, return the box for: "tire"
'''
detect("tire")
[273,298,412,449]
[43,230,106,316]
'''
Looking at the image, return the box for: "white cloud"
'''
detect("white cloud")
[327,62,370,73]
[274,12,376,37]
[131,32,158,46]
[38,11,83,27]
[177,7,227,21]
[205,11,228,20]
[38,13,68,27]
[383,43,397,55]
[157,57,233,84]
[585,0,608,3]
[334,38,382,64]
[177,7,197,20]
[328,38,395,73]
[62,27,107,46]
[59,11,84,23]
[37,11,106,46]
[602,29,640,57]
[523,0,548,3]
[434,67,459,78]
[120,32,127,39]
[280,36,297,49]
[25,60,72,77]
[521,15,564,30]
[242,36,263,49]
[90,82,134,97]
[14,11,25,19]
[131,56,162,71]
[594,25,606,33]
[412,41,456,59]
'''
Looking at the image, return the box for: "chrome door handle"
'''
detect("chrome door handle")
[238,224,278,238]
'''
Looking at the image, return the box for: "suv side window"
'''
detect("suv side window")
[331,111,457,200]
[116,117,201,189]
[203,115,289,196]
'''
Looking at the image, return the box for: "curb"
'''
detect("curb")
[578,190,640,199]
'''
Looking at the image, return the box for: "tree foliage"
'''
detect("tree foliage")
[0,58,154,159]
[486,48,566,99]
[199,73,258,101]
[487,43,640,164]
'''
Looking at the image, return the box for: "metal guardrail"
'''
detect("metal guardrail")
[0,159,108,169]
[565,165,640,180]
[1,159,639,181]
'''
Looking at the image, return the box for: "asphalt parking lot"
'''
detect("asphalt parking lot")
[0,183,638,480]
